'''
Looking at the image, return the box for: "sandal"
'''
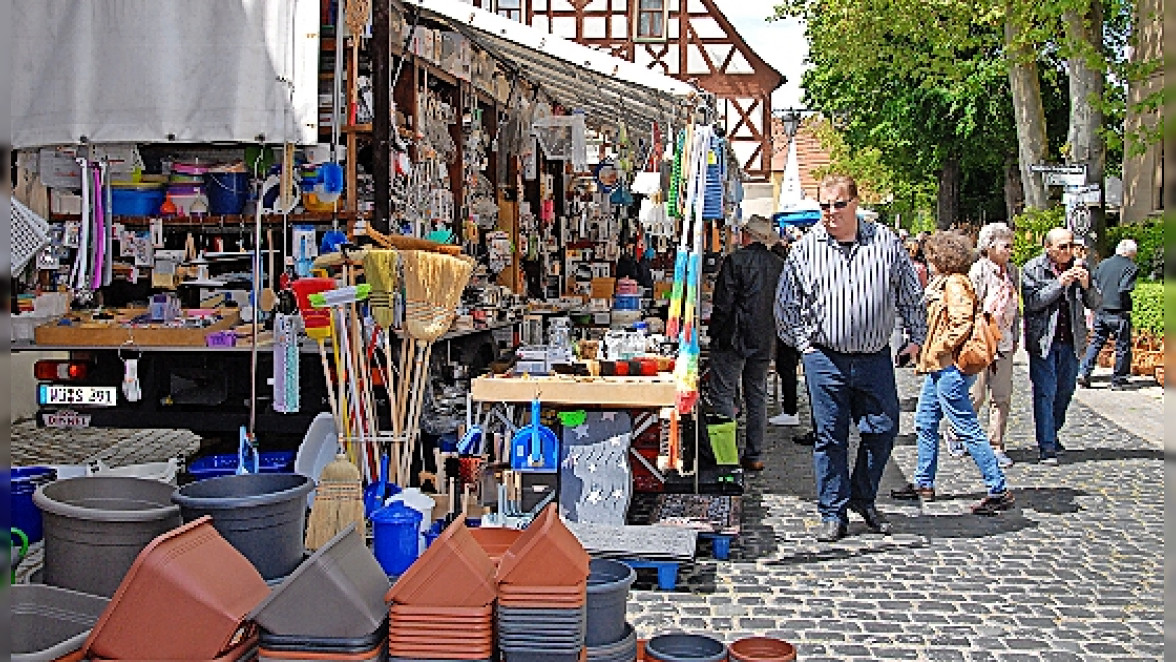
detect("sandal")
[890,483,935,501]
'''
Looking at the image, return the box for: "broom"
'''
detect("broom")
[396,250,476,485]
[305,452,366,550]
[363,249,402,485]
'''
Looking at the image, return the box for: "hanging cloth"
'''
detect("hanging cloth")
[702,135,725,221]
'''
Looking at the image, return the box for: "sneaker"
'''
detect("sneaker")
[1109,381,1128,391]
[769,412,801,426]
[1039,453,1058,465]
[994,451,1014,469]
[1077,374,1092,388]
[1053,439,1067,454]
[972,490,1015,516]
[944,431,967,458]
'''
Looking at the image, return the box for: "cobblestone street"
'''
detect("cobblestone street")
[12,355,1165,660]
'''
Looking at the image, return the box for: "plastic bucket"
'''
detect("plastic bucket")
[172,473,313,580]
[585,558,636,647]
[11,466,56,543]
[371,501,423,577]
[645,633,729,662]
[205,171,249,215]
[707,420,739,466]
[12,583,110,662]
[33,476,182,597]
[110,188,166,216]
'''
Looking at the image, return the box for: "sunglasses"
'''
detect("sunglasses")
[1053,242,1077,249]
[819,199,854,211]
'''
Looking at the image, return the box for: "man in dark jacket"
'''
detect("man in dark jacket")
[1021,227,1102,464]
[706,215,784,471]
[1077,239,1139,390]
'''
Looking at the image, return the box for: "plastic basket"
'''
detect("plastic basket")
[11,199,51,276]
[186,451,296,480]
[707,421,738,466]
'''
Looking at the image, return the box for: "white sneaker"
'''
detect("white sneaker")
[994,451,1014,469]
[944,431,967,458]
[769,412,801,426]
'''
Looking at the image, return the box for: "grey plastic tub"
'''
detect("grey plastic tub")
[250,524,391,638]
[586,558,636,647]
[12,583,110,661]
[645,633,728,662]
[34,475,182,597]
[172,473,313,580]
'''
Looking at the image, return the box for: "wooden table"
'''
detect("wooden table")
[470,374,677,408]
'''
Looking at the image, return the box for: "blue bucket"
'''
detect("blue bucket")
[10,466,57,543]
[370,501,422,577]
[205,172,249,215]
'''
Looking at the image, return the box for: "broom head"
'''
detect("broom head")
[305,453,366,551]
[362,249,400,330]
[401,250,476,342]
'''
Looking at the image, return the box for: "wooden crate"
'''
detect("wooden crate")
[34,309,240,347]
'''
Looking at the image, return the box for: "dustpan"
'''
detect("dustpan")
[83,517,269,661]
[510,398,558,472]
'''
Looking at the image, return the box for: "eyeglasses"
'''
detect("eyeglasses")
[818,198,854,211]
[1053,242,1077,249]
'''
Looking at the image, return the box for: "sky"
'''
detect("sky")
[716,0,810,111]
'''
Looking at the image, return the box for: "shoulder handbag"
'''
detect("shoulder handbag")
[954,276,1002,375]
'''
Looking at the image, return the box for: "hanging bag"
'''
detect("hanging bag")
[953,276,1002,375]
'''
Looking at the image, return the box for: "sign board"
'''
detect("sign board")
[1030,163,1086,175]
[1044,171,1087,187]
[1063,184,1102,207]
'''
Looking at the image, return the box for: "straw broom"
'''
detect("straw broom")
[396,250,476,485]
[305,452,366,550]
[363,249,403,482]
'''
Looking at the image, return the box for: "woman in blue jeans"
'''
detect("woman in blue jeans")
[891,231,1014,516]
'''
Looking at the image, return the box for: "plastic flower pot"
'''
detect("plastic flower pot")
[729,636,797,662]
[585,558,636,647]
[11,584,108,662]
[384,519,496,608]
[645,633,729,662]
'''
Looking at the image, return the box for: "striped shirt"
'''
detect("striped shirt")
[775,221,927,354]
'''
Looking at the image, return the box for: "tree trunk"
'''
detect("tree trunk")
[936,154,960,229]
[1063,1,1106,256]
[1005,16,1050,209]
[1004,154,1024,222]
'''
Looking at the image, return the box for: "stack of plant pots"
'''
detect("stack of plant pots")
[384,519,498,661]
[250,525,392,662]
[495,504,591,662]
[584,559,638,662]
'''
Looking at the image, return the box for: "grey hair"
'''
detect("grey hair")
[1116,239,1138,256]
[977,222,1014,254]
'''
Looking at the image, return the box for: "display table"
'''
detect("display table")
[470,374,676,408]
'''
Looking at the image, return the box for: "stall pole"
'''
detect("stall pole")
[371,0,391,234]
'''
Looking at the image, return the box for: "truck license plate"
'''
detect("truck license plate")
[38,385,118,407]
[44,410,93,428]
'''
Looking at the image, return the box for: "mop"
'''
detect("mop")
[395,250,476,486]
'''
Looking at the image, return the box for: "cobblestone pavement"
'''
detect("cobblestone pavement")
[11,357,1164,660]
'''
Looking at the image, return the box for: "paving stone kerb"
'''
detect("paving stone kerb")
[11,357,1164,660]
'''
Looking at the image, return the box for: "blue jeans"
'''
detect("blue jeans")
[913,367,1007,495]
[708,350,771,461]
[1028,342,1080,455]
[1078,311,1132,385]
[802,347,899,524]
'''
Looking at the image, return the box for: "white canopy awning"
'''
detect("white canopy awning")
[402,0,697,131]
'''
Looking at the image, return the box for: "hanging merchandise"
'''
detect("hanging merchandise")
[292,225,319,277]
[532,114,588,172]
[486,231,512,274]
[273,313,300,414]
[702,134,726,221]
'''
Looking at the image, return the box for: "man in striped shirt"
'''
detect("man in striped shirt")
[775,175,927,542]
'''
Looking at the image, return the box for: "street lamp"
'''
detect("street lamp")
[779,108,802,139]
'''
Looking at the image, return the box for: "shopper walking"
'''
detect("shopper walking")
[1077,239,1139,390]
[1022,228,1102,464]
[943,223,1020,468]
[707,215,785,472]
[890,231,1014,515]
[770,235,801,427]
[775,174,926,541]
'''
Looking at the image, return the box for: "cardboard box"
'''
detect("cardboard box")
[591,277,616,300]
[34,309,240,347]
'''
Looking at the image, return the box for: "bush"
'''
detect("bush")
[1132,281,1163,335]
[1010,206,1066,267]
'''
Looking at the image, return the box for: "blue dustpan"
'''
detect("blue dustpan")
[510,398,558,472]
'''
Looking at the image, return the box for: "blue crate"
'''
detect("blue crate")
[186,450,296,480]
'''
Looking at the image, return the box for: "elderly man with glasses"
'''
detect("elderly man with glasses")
[775,174,926,542]
[1021,227,1102,465]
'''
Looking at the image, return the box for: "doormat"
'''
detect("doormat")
[650,494,741,535]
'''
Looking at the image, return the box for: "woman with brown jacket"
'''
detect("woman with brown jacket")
[891,231,1014,516]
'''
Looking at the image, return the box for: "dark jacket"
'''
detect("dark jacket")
[709,242,785,359]
[1021,253,1102,359]
[1091,254,1137,313]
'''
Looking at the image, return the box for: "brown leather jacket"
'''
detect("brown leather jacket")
[916,274,977,374]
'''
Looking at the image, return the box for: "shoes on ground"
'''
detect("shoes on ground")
[971,490,1015,516]
[740,458,765,472]
[890,483,935,501]
[1054,439,1067,454]
[769,412,801,426]
[849,504,892,534]
[793,431,816,446]
[944,431,967,458]
[1077,374,1092,388]
[1039,453,1059,465]
[994,451,1014,469]
[815,519,847,542]
[1109,381,1128,391]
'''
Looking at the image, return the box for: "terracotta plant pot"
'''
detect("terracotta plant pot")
[729,636,797,661]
